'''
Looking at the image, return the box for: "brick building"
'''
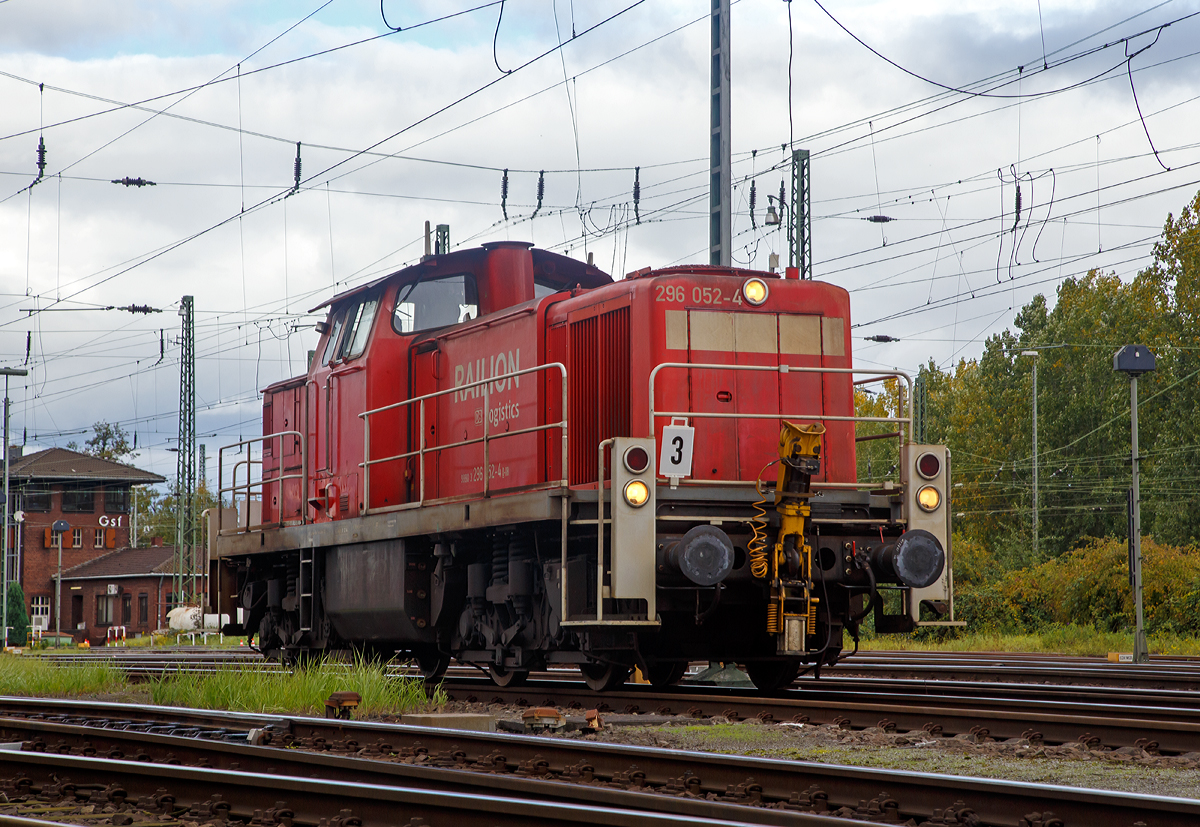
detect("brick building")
[5,447,165,639]
[60,543,179,643]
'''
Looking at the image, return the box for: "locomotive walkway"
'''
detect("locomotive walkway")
[0,696,1195,826]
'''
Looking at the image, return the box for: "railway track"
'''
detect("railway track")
[439,676,1200,755]
[38,647,1200,690]
[32,647,1200,753]
[0,697,1196,826]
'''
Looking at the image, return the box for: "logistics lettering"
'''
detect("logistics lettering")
[453,348,521,402]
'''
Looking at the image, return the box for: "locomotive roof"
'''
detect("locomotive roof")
[309,242,612,313]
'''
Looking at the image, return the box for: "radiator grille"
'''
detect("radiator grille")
[569,306,630,484]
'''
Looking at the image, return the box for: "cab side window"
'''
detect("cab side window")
[319,292,381,365]
[339,296,379,360]
[320,312,344,366]
[392,275,478,335]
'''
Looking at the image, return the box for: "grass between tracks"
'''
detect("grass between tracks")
[147,657,444,716]
[861,623,1200,657]
[0,655,441,716]
[0,656,126,696]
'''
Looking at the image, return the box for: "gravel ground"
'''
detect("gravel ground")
[446,700,1200,800]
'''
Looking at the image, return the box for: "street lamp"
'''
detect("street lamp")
[1,366,28,650]
[1019,351,1039,560]
[1113,344,1155,664]
[52,518,69,648]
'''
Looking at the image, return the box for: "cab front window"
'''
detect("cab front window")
[392,274,479,334]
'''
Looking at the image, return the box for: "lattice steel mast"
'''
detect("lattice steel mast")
[709,0,731,266]
[175,295,196,606]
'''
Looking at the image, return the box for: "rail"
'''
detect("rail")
[359,362,569,514]
[217,431,307,536]
[648,363,913,489]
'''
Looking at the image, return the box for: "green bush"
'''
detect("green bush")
[5,582,28,647]
[950,536,1200,636]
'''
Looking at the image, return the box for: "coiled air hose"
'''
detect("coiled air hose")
[748,460,779,579]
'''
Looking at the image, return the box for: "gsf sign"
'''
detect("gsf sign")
[99,515,124,528]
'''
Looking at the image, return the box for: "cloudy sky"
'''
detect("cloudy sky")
[1,0,1198,485]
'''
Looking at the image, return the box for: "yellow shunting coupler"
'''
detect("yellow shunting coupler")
[766,422,825,652]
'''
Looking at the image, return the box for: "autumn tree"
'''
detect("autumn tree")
[917,189,1200,563]
[68,421,138,462]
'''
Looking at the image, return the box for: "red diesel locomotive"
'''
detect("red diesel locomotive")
[211,240,956,691]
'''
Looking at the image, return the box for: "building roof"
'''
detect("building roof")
[9,447,165,485]
[61,545,179,580]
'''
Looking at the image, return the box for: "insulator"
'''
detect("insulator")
[864,215,894,223]
[749,179,757,229]
[35,136,46,181]
[778,180,786,214]
[293,142,302,192]
[633,166,641,225]
[531,169,545,218]
[1012,184,1022,232]
[501,168,509,220]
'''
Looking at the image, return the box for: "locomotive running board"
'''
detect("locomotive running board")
[211,488,570,558]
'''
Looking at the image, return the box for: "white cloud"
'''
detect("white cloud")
[0,0,1197,482]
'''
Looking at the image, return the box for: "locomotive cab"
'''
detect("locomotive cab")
[211,242,957,692]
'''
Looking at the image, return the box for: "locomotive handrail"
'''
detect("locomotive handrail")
[217,431,307,536]
[647,363,913,489]
[359,362,569,515]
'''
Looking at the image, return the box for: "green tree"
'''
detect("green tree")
[5,581,29,647]
[133,484,220,548]
[68,421,138,462]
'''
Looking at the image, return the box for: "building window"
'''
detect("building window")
[62,486,95,513]
[138,594,148,626]
[104,487,130,514]
[95,595,114,626]
[72,528,83,548]
[30,596,50,630]
[121,594,132,626]
[94,528,104,548]
[22,485,50,512]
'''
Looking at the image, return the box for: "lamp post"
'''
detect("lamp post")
[1,366,28,650]
[1114,344,1155,664]
[1019,351,1039,559]
[52,519,69,648]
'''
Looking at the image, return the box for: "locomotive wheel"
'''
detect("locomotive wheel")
[646,662,688,688]
[580,662,630,691]
[488,665,529,687]
[745,659,802,692]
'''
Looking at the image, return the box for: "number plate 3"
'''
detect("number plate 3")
[659,418,695,478]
